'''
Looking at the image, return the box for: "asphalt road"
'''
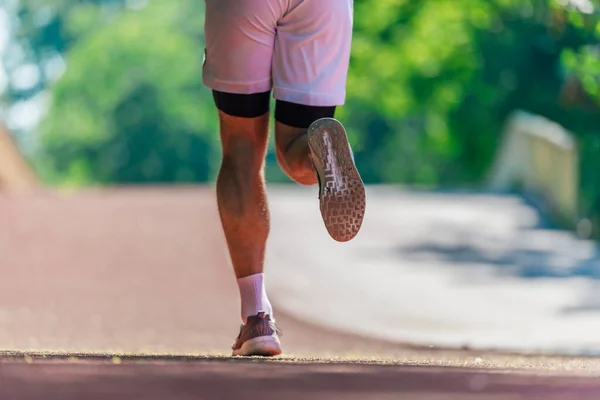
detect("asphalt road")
[2,355,600,400]
[1,187,600,399]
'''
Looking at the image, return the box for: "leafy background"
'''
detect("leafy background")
[1,0,599,229]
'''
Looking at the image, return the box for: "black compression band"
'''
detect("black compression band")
[275,100,336,129]
[212,90,271,118]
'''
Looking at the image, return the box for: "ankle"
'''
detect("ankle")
[237,273,274,323]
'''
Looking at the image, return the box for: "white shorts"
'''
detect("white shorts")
[203,0,353,107]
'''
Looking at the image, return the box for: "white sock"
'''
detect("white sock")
[237,273,273,324]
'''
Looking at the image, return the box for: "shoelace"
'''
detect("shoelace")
[236,323,283,336]
[232,321,283,346]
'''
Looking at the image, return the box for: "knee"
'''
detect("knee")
[218,156,263,205]
[221,134,264,173]
[220,152,261,186]
[275,145,315,185]
[217,150,263,209]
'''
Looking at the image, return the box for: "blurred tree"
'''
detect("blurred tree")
[2,0,127,103]
[3,0,600,202]
[342,0,600,186]
[34,1,219,184]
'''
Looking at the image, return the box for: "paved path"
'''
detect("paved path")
[267,186,600,355]
[2,186,600,398]
[3,356,600,400]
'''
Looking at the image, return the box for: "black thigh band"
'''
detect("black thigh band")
[212,90,271,118]
[275,100,336,129]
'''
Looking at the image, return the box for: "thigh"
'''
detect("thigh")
[203,0,285,94]
[272,0,354,106]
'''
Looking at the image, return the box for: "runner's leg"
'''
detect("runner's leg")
[204,0,283,356]
[272,0,365,242]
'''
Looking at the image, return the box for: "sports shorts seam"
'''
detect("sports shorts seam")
[206,76,272,86]
[273,86,343,96]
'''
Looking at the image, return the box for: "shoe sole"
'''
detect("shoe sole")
[232,335,282,357]
[308,118,366,242]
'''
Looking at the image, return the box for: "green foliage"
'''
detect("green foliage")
[33,2,220,184]
[3,0,600,228]
[342,0,600,186]
[3,0,127,102]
